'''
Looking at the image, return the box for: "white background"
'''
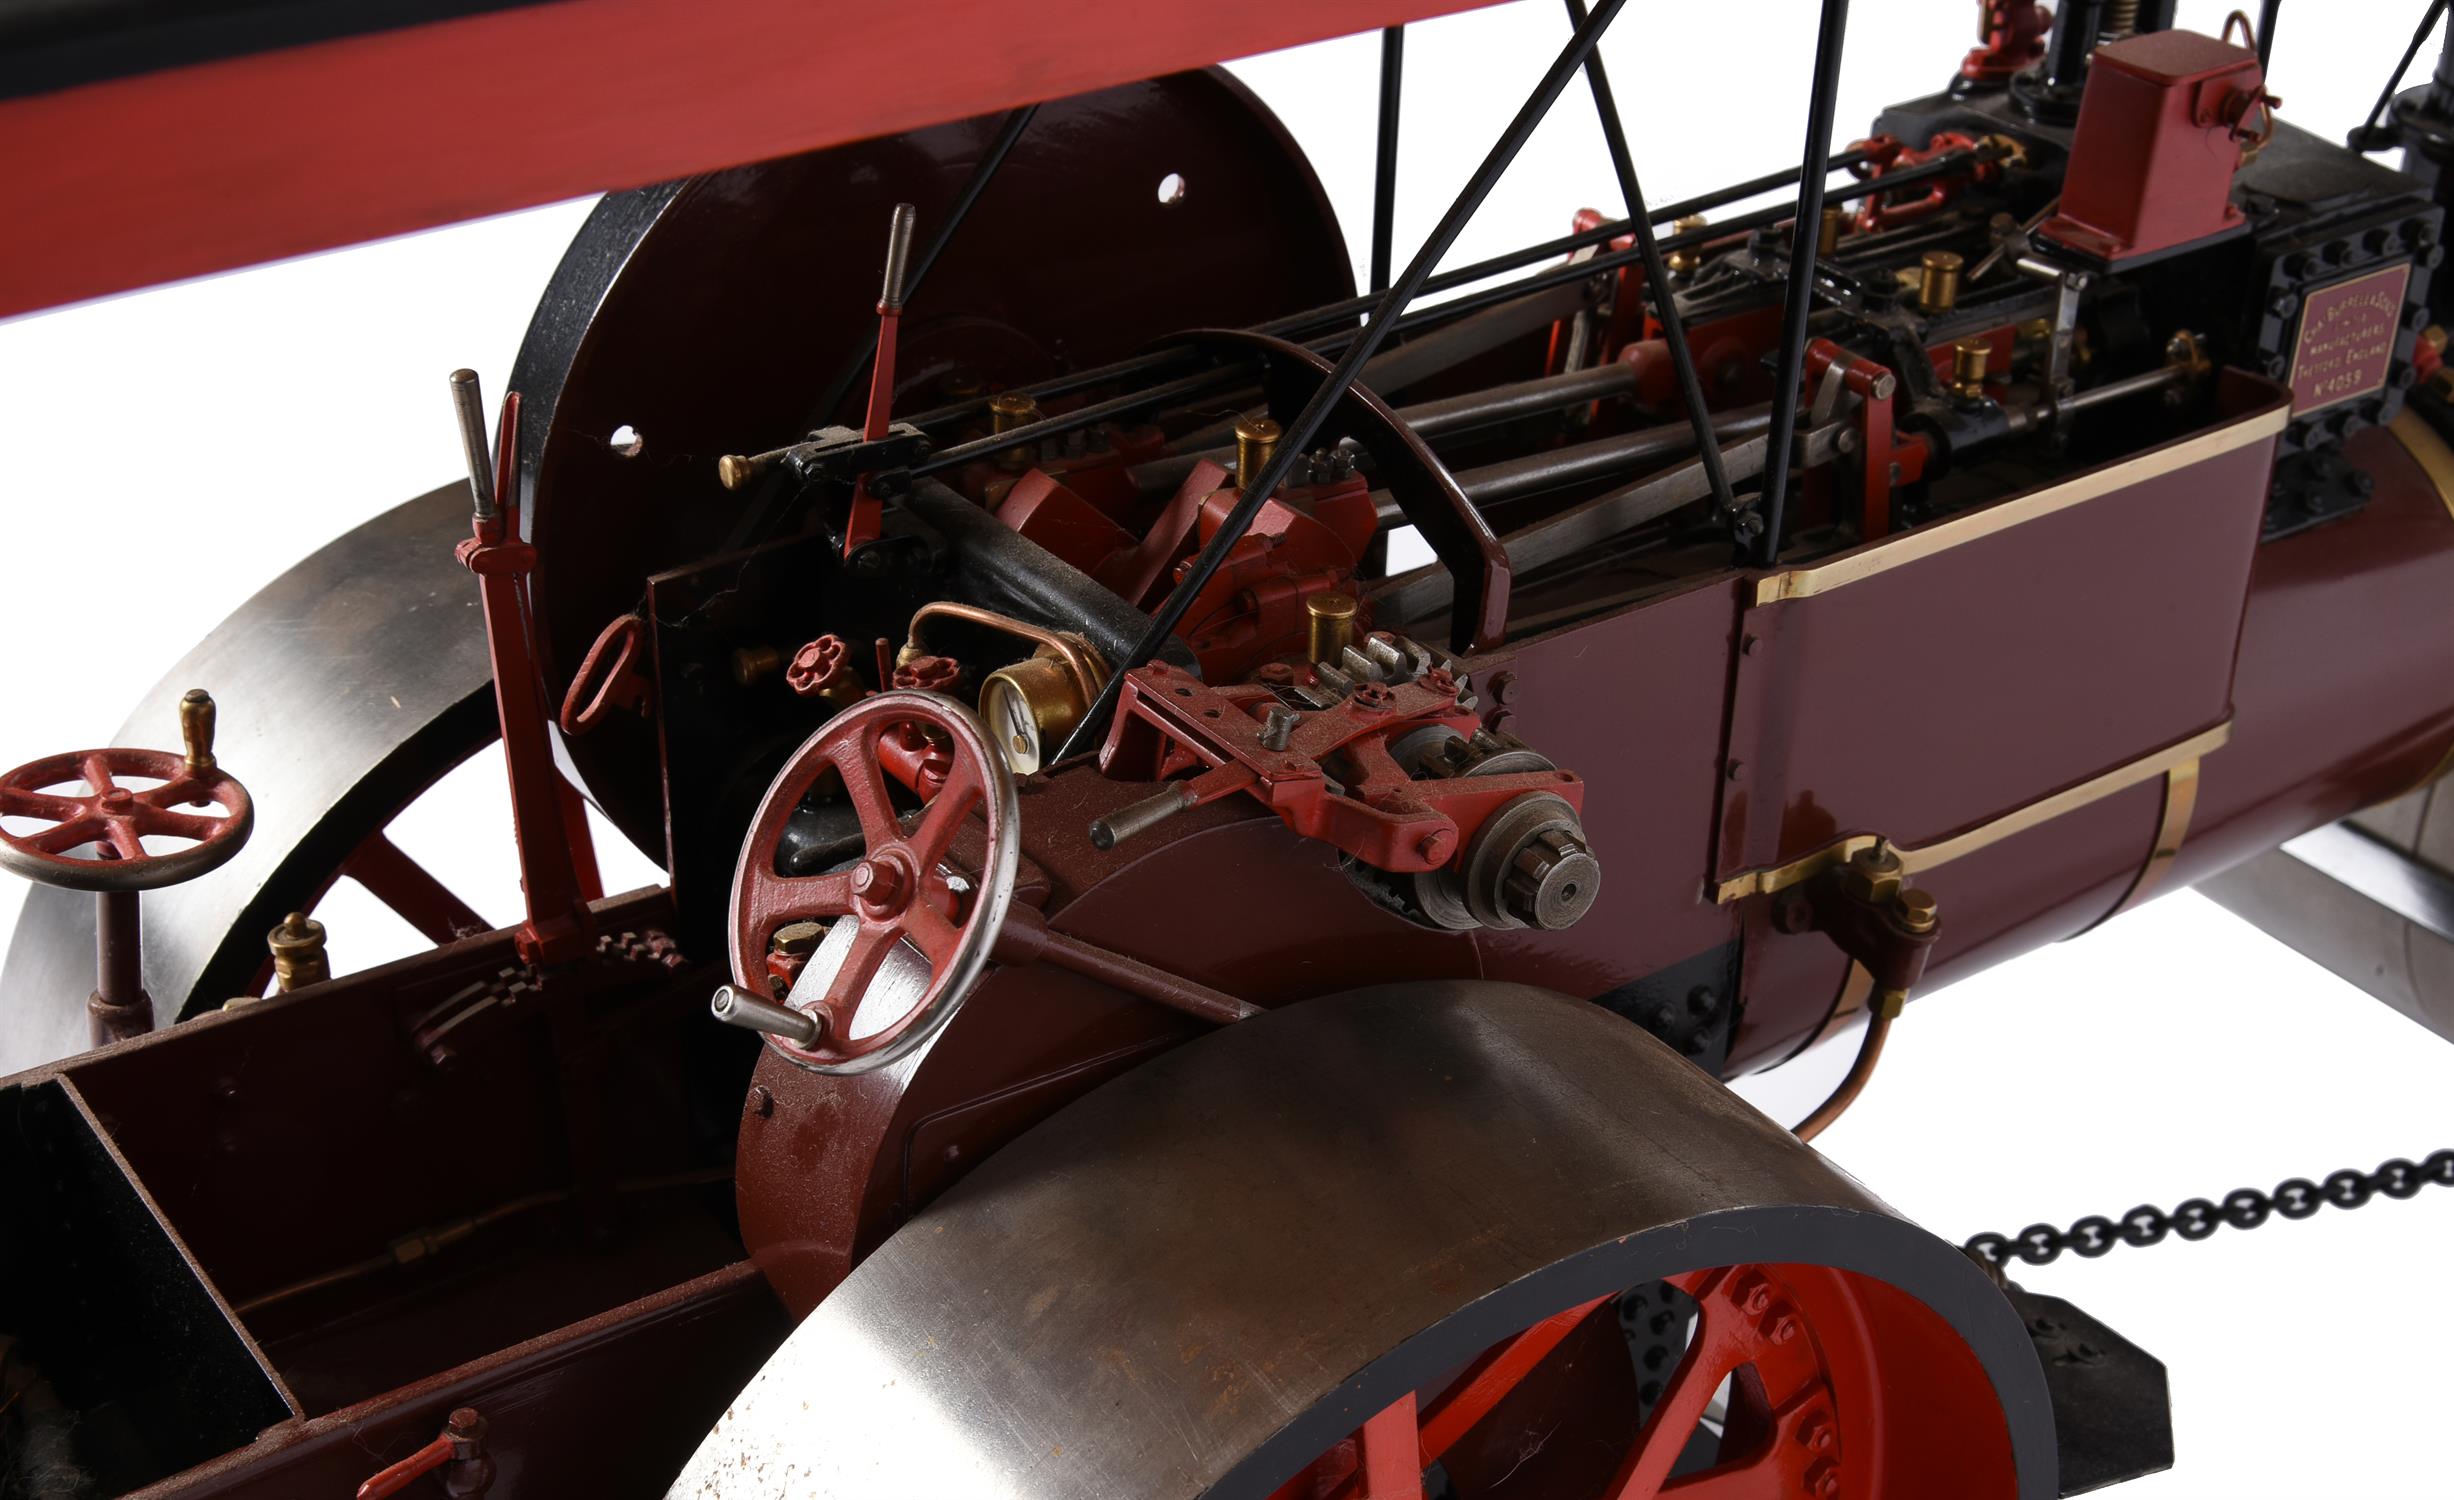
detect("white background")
[4,3,2452,1495]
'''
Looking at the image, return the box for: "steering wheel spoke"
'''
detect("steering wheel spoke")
[0,786,79,822]
[728,691,1019,1075]
[827,727,903,849]
[29,817,103,854]
[77,752,119,794]
[907,757,984,868]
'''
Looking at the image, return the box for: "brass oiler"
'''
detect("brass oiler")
[1918,250,1963,314]
[1234,416,1281,488]
[1951,337,1992,401]
[1306,591,1358,667]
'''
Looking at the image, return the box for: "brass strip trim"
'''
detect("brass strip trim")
[2103,757,2203,920]
[1752,404,2291,605]
[1713,720,2233,903]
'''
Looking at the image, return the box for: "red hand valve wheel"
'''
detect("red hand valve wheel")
[0,737,253,891]
[0,688,254,1049]
[723,690,1019,1074]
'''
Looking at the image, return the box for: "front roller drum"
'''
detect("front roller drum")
[673,982,2056,1498]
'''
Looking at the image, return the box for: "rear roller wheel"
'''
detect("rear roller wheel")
[1266,1262,1963,1499]
[673,983,2055,1499]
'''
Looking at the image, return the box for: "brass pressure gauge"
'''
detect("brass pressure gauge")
[980,647,1107,775]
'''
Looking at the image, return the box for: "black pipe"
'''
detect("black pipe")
[900,479,1195,672]
[1754,0,1851,567]
[894,146,1883,435]
[2255,0,2281,70]
[1372,27,1404,293]
[1058,0,1632,758]
[1567,0,1733,518]
[807,103,1039,428]
[892,147,1993,481]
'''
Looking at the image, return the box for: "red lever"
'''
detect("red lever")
[845,202,917,558]
[447,371,594,965]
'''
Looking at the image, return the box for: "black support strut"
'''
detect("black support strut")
[1057,0,1633,758]
[1753,0,1852,567]
[1371,26,1404,293]
[1566,0,1733,518]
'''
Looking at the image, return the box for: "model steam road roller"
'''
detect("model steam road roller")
[3,0,2454,1493]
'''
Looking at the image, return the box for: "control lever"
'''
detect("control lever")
[842,202,918,557]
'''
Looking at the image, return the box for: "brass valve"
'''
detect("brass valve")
[268,912,330,991]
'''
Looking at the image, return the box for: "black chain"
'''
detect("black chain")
[1965,1149,2454,1268]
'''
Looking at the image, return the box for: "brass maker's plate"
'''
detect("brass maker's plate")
[2288,263,2410,416]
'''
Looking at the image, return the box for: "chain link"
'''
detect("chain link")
[1966,1149,2454,1268]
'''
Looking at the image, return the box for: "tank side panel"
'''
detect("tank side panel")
[2171,421,2454,884]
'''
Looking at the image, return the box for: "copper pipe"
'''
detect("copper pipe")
[902,602,1104,705]
[1792,980,1903,1142]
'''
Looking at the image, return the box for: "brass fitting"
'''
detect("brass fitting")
[1306,591,1358,667]
[179,688,217,777]
[2163,329,2212,381]
[988,391,1042,474]
[771,921,825,958]
[268,912,329,992]
[1665,214,1708,276]
[1951,337,1992,401]
[1895,887,1939,935]
[731,645,783,687]
[1234,416,1281,489]
[2424,326,2448,358]
[1918,250,1963,314]
[1817,206,1843,258]
[1842,840,1905,905]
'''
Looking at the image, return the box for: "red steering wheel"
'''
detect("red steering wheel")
[729,691,1020,1074]
[0,746,253,892]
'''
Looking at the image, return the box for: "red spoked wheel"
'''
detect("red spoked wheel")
[1270,1261,2010,1500]
[0,747,253,893]
[728,691,1019,1074]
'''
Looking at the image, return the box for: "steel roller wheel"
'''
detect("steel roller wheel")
[672,983,2055,1498]
[0,485,595,1070]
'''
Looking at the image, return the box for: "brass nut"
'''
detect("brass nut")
[1817,206,1843,258]
[1842,842,1905,905]
[1896,887,1940,934]
[771,920,826,957]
